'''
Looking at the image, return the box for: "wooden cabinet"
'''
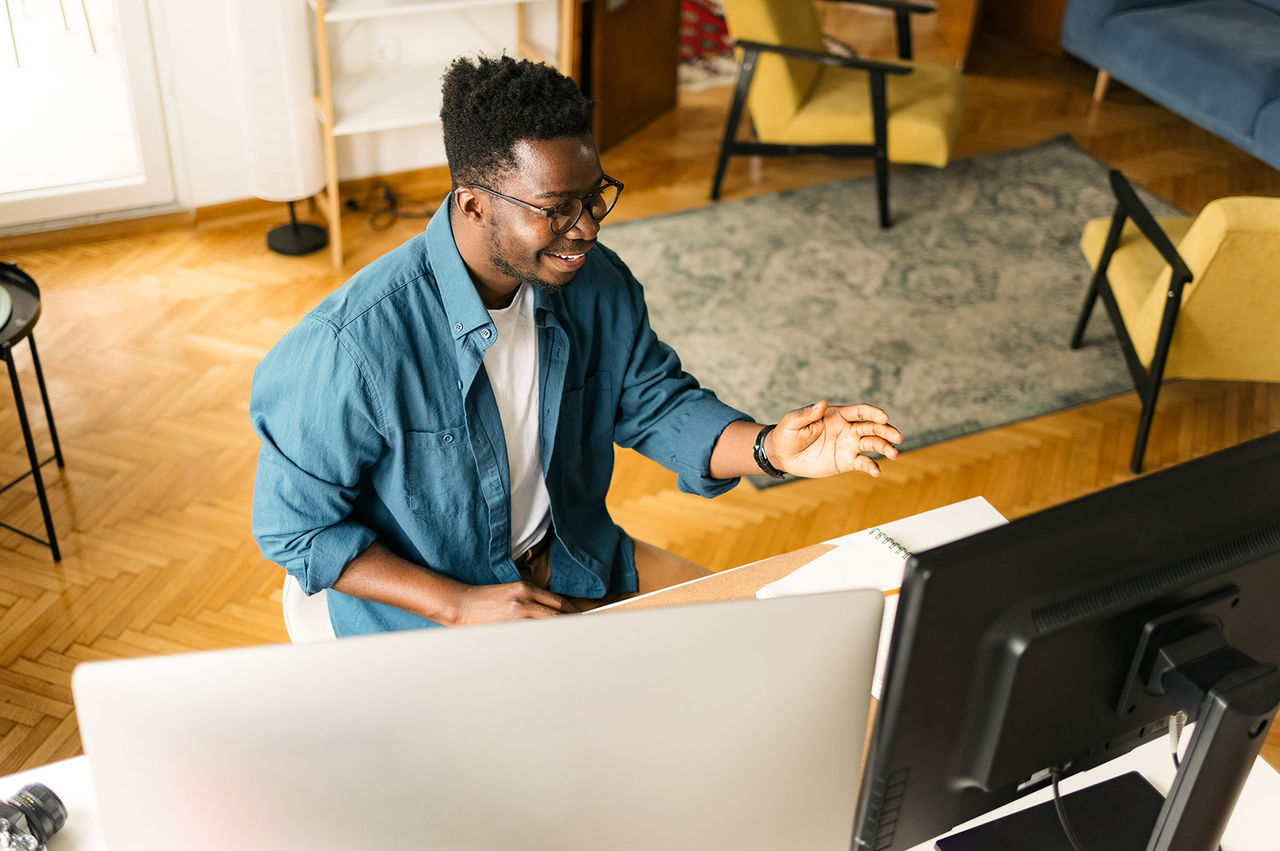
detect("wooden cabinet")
[309,0,575,267]
[580,0,679,151]
[978,0,1068,57]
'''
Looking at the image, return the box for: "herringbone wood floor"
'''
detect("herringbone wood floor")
[3,17,1280,779]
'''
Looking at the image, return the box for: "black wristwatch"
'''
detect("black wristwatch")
[753,424,785,478]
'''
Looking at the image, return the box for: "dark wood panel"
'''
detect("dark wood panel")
[979,0,1068,56]
[587,0,680,150]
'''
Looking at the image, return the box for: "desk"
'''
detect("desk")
[9,733,1280,851]
[7,502,1280,850]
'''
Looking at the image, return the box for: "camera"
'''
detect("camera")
[0,784,66,848]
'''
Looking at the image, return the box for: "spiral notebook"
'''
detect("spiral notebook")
[756,526,915,601]
[756,497,1007,696]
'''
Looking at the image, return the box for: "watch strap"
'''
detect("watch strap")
[753,424,785,479]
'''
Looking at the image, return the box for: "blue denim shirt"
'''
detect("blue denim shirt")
[250,202,749,636]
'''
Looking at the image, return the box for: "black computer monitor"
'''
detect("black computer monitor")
[855,430,1280,851]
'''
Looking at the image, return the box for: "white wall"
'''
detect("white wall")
[148,0,554,209]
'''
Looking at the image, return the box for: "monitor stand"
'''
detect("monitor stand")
[936,771,1164,850]
[941,617,1280,851]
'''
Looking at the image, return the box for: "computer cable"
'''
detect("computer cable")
[1050,765,1087,851]
[1170,710,1187,769]
[344,182,436,231]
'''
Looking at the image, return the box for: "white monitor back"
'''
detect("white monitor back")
[72,589,883,851]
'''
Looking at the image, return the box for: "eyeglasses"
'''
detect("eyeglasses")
[469,175,624,234]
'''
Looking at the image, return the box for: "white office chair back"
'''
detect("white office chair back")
[281,574,336,642]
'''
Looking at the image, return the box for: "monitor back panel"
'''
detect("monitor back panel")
[72,589,883,851]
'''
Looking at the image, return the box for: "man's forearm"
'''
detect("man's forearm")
[708,419,767,480]
[331,540,469,626]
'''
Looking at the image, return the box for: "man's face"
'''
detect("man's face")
[482,135,604,293]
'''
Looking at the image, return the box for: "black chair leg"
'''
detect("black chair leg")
[874,151,890,228]
[710,143,733,202]
[1070,270,1103,349]
[1074,211,1127,349]
[1130,383,1162,475]
[28,334,63,467]
[711,52,759,202]
[870,70,891,228]
[3,345,60,560]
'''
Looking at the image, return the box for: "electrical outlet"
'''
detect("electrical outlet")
[374,39,401,66]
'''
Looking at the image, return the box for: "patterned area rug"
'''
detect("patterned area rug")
[599,137,1179,481]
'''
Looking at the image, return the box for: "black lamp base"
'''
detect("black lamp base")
[267,221,328,256]
[266,200,328,256]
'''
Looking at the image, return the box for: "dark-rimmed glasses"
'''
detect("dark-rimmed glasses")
[470,175,624,234]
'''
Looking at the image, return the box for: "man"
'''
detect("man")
[251,55,903,637]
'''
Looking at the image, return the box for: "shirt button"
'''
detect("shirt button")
[443,433,454,444]
[481,329,492,339]
[454,323,463,332]
[457,380,463,390]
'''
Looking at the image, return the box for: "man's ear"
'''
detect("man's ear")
[452,186,487,225]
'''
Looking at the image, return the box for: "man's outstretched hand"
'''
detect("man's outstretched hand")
[767,401,903,479]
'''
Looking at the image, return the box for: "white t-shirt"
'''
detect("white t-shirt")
[484,283,552,557]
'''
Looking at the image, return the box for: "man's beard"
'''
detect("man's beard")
[486,224,563,294]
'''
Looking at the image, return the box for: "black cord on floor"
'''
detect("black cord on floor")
[343,182,437,230]
[1051,765,1087,851]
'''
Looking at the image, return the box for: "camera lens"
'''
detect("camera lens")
[8,784,67,844]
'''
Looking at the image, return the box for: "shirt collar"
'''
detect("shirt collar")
[426,197,566,335]
[426,199,492,341]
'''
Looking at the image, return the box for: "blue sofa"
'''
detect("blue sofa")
[1061,0,1280,171]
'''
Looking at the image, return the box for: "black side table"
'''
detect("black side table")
[0,262,64,561]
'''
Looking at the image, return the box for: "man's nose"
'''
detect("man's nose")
[565,207,600,241]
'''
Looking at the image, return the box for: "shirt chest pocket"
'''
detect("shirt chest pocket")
[404,427,475,518]
[555,371,614,473]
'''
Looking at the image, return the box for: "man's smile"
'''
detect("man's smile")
[542,243,593,272]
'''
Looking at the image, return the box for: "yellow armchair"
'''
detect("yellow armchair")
[1071,170,1280,473]
[711,0,964,227]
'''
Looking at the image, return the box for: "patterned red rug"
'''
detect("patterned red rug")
[679,0,736,90]
[680,0,731,63]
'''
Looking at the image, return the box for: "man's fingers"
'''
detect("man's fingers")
[522,603,565,619]
[525,583,582,614]
[851,419,904,445]
[780,400,828,430]
[858,434,901,458]
[852,453,882,477]
[831,403,890,425]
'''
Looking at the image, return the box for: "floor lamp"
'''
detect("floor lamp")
[226,0,327,256]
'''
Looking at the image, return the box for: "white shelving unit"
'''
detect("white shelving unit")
[309,0,575,267]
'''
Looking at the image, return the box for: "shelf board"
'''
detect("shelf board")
[327,65,445,136]
[316,0,527,21]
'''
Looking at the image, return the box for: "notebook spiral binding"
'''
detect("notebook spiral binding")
[869,528,913,559]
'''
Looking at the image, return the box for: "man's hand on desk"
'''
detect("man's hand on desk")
[332,541,584,627]
[449,581,585,626]
[768,401,904,479]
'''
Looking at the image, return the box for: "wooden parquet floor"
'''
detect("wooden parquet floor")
[2,20,1280,777]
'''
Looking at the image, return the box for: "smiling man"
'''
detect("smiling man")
[250,55,904,637]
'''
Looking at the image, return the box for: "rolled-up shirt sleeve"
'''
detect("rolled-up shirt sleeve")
[606,256,751,497]
[250,316,384,594]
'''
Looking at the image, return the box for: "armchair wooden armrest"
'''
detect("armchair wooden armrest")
[826,0,935,12]
[733,38,913,75]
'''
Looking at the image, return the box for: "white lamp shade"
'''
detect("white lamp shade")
[225,0,326,203]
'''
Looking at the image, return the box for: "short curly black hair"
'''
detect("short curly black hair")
[440,55,595,189]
